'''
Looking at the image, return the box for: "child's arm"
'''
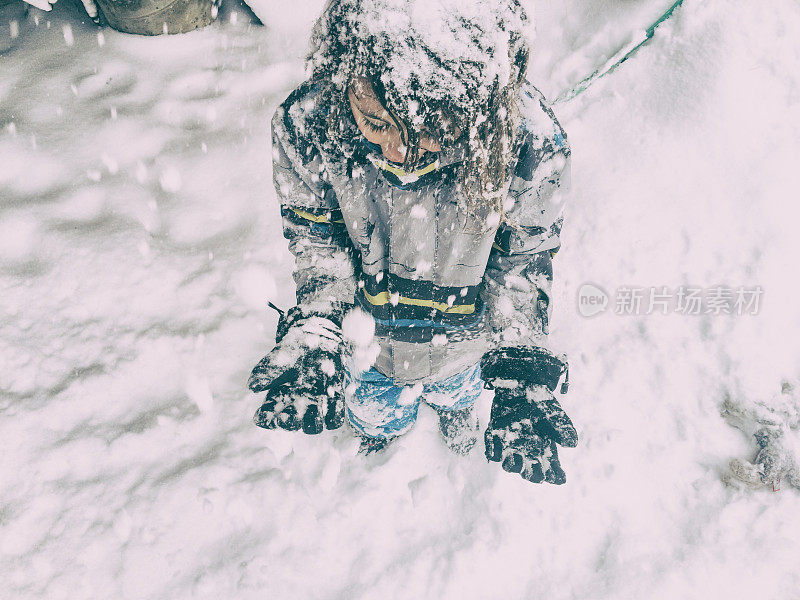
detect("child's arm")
[271,108,358,308]
[482,98,571,348]
[246,106,360,435]
[479,101,576,484]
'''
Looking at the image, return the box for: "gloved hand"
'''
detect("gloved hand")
[481,346,578,484]
[248,303,349,434]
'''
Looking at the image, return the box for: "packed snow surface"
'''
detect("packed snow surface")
[2,0,800,598]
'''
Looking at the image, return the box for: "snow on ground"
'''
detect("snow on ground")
[1,0,799,598]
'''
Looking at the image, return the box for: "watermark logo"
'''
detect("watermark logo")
[577,283,609,317]
[577,284,763,317]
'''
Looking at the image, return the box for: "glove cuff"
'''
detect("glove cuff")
[275,301,352,343]
[481,345,569,394]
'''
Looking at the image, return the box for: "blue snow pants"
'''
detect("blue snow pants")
[343,362,484,439]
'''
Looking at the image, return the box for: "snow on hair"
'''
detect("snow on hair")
[307,0,533,226]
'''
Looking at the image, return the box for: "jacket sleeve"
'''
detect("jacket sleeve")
[271,107,358,307]
[481,97,571,348]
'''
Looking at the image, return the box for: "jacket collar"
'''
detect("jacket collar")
[358,137,466,189]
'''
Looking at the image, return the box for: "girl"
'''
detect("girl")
[248,0,578,484]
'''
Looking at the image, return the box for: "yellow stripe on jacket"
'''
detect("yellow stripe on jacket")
[362,288,476,315]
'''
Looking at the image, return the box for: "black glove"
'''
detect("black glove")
[248,303,348,434]
[481,346,578,484]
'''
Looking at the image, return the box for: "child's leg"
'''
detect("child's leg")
[343,366,423,442]
[423,362,484,411]
[423,363,484,454]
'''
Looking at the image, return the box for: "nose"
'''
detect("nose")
[379,129,407,163]
[380,142,407,163]
[380,133,430,165]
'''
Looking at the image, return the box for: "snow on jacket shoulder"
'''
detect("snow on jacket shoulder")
[271,83,359,307]
[270,79,571,385]
[483,85,572,347]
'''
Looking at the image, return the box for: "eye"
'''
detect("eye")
[362,117,392,134]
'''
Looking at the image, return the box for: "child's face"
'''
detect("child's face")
[347,76,442,164]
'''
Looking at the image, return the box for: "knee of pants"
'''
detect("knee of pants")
[423,362,483,412]
[344,370,422,438]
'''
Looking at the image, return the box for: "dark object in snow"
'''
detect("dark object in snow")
[481,346,577,484]
[249,303,350,434]
[435,404,479,455]
[357,435,392,455]
[729,427,800,492]
[722,382,800,492]
[93,0,217,35]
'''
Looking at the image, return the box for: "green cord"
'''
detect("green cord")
[553,0,686,104]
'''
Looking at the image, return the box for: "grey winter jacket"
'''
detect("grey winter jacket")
[271,79,571,385]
